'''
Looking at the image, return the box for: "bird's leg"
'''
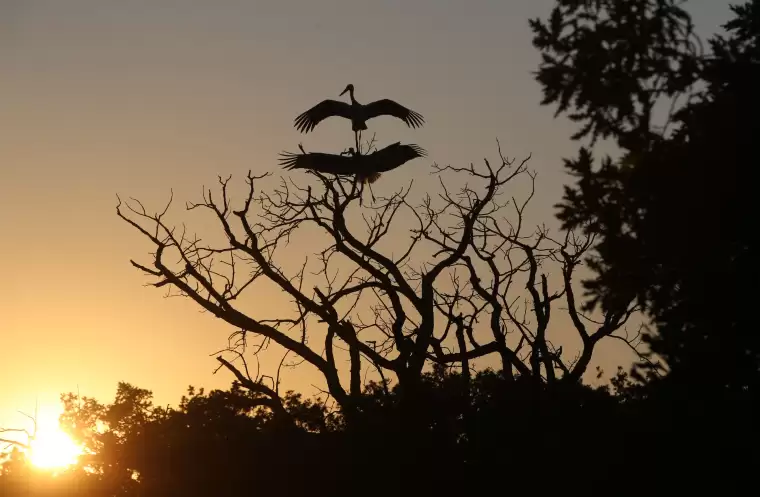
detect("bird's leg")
[354,130,360,155]
[357,178,365,207]
[368,181,376,203]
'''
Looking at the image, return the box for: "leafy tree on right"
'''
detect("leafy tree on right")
[529,0,758,399]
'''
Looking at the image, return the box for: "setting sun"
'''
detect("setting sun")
[28,428,82,470]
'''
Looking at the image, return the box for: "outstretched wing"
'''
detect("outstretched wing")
[279,151,356,175]
[294,99,353,133]
[369,143,427,173]
[396,144,427,162]
[371,143,427,171]
[363,99,425,128]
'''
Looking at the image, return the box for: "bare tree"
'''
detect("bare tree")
[117,143,644,422]
[1,408,37,454]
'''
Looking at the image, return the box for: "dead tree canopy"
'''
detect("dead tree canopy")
[118,145,644,418]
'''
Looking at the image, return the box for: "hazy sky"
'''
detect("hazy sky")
[1,0,731,433]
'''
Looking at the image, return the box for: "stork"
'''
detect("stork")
[293,84,425,153]
[279,142,426,199]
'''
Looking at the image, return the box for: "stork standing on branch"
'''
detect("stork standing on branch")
[279,142,426,200]
[293,84,425,153]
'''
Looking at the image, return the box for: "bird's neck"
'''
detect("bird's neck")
[348,89,358,104]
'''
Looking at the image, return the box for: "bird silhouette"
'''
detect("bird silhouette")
[294,84,425,152]
[279,142,427,184]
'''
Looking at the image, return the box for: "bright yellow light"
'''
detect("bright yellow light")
[28,427,82,469]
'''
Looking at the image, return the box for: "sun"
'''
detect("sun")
[28,427,82,469]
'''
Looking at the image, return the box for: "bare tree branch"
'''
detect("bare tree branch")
[119,143,644,416]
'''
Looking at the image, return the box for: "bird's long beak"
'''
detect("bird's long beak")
[340,86,350,96]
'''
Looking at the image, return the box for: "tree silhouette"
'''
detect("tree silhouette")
[114,127,654,496]
[43,368,637,497]
[530,0,758,396]
[1,422,34,454]
[53,382,340,496]
[117,142,644,421]
[528,2,759,491]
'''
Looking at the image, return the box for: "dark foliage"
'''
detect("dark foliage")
[530,0,759,395]
[5,368,754,496]
[0,373,630,497]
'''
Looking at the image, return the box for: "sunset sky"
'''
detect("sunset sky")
[1,0,731,434]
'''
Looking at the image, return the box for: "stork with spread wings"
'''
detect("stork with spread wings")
[279,142,427,185]
[282,84,427,195]
[293,84,424,152]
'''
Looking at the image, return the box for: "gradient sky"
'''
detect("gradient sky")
[1,0,732,434]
